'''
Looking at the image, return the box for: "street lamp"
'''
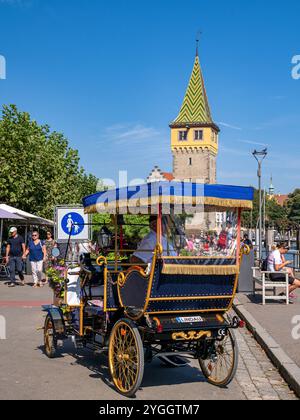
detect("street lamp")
[98,227,112,249]
[252,148,268,262]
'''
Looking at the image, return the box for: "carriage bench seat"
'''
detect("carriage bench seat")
[252,267,289,305]
[85,300,104,316]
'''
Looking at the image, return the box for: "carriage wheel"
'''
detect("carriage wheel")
[199,330,238,387]
[108,319,144,398]
[44,315,57,359]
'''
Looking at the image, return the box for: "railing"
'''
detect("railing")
[256,247,300,271]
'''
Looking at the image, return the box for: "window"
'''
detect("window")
[178,131,188,141]
[189,158,192,166]
[194,130,203,141]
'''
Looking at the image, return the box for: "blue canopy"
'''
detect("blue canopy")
[83,182,254,215]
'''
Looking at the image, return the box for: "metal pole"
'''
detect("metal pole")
[263,189,266,236]
[253,148,267,263]
[258,161,262,262]
[0,219,3,252]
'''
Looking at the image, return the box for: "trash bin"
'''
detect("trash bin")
[238,250,255,293]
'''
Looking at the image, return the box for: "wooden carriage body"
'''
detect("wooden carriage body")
[42,181,254,398]
[83,182,254,322]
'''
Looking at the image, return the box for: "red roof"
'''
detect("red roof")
[162,172,175,181]
[274,194,289,207]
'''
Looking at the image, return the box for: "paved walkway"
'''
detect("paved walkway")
[0,277,297,400]
[237,288,300,369]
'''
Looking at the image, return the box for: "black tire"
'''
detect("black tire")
[108,319,144,398]
[44,315,58,359]
[199,330,238,387]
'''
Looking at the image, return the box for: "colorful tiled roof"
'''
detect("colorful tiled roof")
[172,55,213,125]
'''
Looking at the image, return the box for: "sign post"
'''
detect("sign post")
[55,206,91,243]
[55,206,91,262]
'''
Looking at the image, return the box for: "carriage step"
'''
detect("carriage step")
[94,348,108,355]
[71,336,85,349]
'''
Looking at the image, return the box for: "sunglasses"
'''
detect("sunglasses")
[32,235,38,238]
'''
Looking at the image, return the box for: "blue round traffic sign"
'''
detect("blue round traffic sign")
[61,212,85,236]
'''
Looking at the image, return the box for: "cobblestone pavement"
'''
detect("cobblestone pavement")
[235,328,297,400]
[0,281,298,400]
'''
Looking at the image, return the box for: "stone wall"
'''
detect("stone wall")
[172,147,217,184]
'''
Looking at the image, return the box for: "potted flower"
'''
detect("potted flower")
[46,262,66,306]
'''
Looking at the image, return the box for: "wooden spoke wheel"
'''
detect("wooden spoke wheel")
[44,315,57,359]
[199,330,238,387]
[108,319,144,398]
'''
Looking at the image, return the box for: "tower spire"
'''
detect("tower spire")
[170,42,220,186]
[171,47,216,126]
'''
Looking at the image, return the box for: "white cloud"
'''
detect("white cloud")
[102,123,161,144]
[237,140,269,147]
[218,122,242,131]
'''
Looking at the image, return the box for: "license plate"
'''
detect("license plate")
[176,316,203,324]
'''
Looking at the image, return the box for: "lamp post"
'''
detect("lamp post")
[253,148,268,262]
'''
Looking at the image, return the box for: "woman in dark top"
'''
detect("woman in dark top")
[44,231,57,282]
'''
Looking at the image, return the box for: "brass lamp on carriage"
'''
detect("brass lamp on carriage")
[97,226,112,249]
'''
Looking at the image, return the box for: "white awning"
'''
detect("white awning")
[0,204,54,226]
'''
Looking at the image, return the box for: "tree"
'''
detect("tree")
[242,188,288,229]
[0,105,98,219]
[92,213,150,242]
[288,189,300,224]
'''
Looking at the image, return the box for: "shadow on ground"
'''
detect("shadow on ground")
[36,340,207,398]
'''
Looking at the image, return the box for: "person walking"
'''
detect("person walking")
[44,231,56,281]
[23,231,47,288]
[5,227,26,288]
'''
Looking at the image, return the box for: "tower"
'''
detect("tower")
[269,176,275,196]
[170,49,219,184]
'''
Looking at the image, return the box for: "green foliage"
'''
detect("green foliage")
[242,188,289,229]
[287,189,300,225]
[0,105,98,219]
[46,265,65,299]
[92,213,150,242]
[123,215,150,240]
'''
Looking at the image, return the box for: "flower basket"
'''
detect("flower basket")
[46,265,66,305]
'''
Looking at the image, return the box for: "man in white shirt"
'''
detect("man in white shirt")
[268,243,300,300]
[131,217,177,265]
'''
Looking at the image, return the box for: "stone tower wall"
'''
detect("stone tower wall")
[172,147,217,184]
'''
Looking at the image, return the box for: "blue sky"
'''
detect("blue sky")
[0,0,300,193]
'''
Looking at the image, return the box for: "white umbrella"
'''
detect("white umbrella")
[0,210,25,250]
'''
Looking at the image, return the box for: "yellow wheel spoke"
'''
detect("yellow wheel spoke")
[109,321,143,395]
